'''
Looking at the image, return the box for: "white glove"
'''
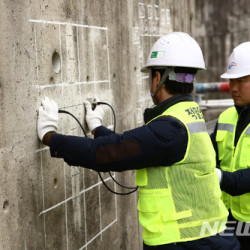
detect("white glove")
[215,168,222,184]
[84,98,104,132]
[37,97,58,141]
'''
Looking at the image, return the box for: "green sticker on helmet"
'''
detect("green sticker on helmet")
[151,51,165,58]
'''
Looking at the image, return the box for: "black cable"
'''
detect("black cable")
[97,102,116,132]
[109,172,138,190]
[98,172,138,195]
[96,101,138,194]
[58,102,138,195]
[58,109,87,137]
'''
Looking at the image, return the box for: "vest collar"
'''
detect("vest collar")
[143,94,193,124]
[234,104,250,146]
[235,104,250,114]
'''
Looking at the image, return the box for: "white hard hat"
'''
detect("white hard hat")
[221,42,250,79]
[141,32,206,72]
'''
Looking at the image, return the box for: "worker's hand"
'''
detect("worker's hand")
[84,98,104,132]
[215,168,222,184]
[37,97,58,141]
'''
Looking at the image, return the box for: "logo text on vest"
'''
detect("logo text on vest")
[185,107,204,119]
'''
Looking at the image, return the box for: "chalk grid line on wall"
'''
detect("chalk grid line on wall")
[135,3,173,124]
[30,19,117,250]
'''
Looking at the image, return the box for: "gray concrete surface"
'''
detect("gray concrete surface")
[194,0,250,122]
[0,0,196,249]
[195,0,250,90]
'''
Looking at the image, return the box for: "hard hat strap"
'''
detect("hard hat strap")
[151,68,171,100]
[149,69,153,96]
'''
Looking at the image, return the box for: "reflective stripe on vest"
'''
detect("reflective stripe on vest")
[216,106,250,222]
[245,127,250,135]
[187,121,207,134]
[136,101,228,246]
[217,123,234,133]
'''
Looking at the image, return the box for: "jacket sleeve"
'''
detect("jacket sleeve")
[211,122,250,196]
[210,121,220,166]
[94,125,114,138]
[221,169,250,196]
[49,116,188,172]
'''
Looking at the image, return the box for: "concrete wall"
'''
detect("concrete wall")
[195,0,250,83]
[194,0,250,121]
[0,1,195,249]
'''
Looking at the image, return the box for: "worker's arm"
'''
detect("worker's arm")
[37,97,187,172]
[210,121,250,196]
[210,121,221,166]
[220,169,250,196]
[94,125,115,138]
[48,116,188,172]
[42,125,115,145]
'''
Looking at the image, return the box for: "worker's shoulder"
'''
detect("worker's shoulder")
[149,115,187,131]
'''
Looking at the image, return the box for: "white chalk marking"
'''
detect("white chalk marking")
[61,118,69,250]
[40,151,47,245]
[78,219,117,250]
[166,9,171,25]
[147,5,153,20]
[63,162,69,250]
[133,27,140,45]
[32,80,110,89]
[140,34,163,37]
[91,31,97,92]
[39,175,114,216]
[34,28,39,81]
[136,107,143,124]
[82,168,88,250]
[29,19,108,30]
[35,146,49,153]
[138,3,145,19]
[59,24,63,83]
[112,172,118,220]
[98,178,103,241]
[105,30,111,89]
[76,26,81,82]
[154,5,159,20]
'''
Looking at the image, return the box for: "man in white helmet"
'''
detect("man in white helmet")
[211,42,250,250]
[37,32,239,249]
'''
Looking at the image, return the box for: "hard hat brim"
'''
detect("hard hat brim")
[141,65,206,73]
[221,72,250,79]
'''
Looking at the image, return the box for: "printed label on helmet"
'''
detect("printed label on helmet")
[228,62,237,69]
[151,51,165,58]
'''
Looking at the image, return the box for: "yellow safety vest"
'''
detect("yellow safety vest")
[216,106,250,222]
[136,101,228,246]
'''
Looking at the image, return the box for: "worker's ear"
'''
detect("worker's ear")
[152,71,161,92]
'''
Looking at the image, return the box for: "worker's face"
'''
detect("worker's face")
[229,75,250,107]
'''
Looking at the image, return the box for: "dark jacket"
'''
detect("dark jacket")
[50,95,190,172]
